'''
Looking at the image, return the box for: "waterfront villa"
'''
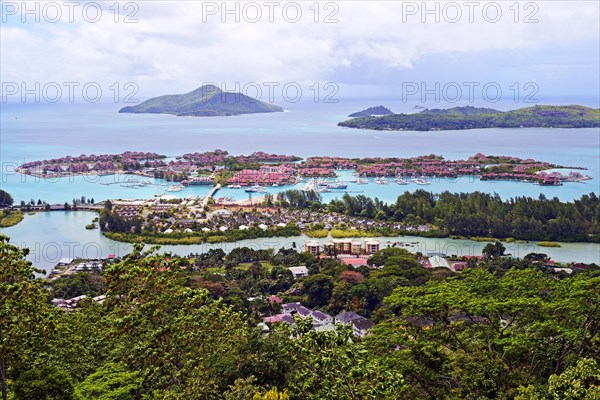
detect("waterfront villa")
[305,239,381,256]
[363,240,380,254]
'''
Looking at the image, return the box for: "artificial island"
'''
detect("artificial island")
[11,150,598,247]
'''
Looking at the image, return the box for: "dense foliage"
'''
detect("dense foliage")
[323,191,600,242]
[379,267,600,399]
[1,235,598,399]
[339,105,600,131]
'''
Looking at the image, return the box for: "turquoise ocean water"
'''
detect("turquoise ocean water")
[1,99,599,270]
[2,100,599,203]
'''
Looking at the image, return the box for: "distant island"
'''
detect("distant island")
[119,84,284,117]
[348,105,394,117]
[338,105,600,131]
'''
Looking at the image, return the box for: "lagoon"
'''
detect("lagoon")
[2,211,598,274]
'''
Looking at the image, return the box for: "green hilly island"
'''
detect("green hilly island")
[348,105,394,117]
[339,105,600,131]
[119,84,283,117]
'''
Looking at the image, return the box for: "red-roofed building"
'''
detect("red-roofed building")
[263,315,283,323]
[268,295,283,304]
[342,258,369,267]
[453,262,468,271]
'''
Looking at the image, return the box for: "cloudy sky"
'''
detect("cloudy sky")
[1,0,599,103]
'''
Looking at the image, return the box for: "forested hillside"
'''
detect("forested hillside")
[1,235,599,399]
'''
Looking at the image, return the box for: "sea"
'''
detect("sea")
[1,98,599,271]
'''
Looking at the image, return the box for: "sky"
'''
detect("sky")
[1,0,599,104]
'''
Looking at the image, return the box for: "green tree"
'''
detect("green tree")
[516,358,600,400]
[0,190,13,207]
[104,245,250,395]
[76,362,141,400]
[283,320,405,399]
[384,267,600,398]
[13,366,75,400]
[0,235,58,400]
[302,273,334,308]
[482,241,506,258]
[547,358,600,400]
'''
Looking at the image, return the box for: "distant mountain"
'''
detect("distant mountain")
[119,85,283,117]
[338,105,600,131]
[348,105,394,117]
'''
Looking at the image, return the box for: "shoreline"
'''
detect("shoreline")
[97,221,596,246]
[2,210,599,267]
[15,150,593,190]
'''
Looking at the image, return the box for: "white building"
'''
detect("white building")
[303,240,320,256]
[288,266,309,279]
[351,317,374,337]
[363,240,380,254]
[429,255,451,269]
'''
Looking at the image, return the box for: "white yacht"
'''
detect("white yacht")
[166,185,184,192]
[327,179,348,189]
[245,185,267,193]
[414,176,431,185]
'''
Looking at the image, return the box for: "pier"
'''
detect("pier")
[202,184,221,207]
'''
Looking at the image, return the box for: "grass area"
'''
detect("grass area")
[537,241,561,248]
[306,229,390,239]
[0,210,24,227]
[469,236,500,242]
[306,229,328,238]
[103,225,302,245]
[104,232,205,245]
[207,235,228,243]
[196,261,273,275]
[236,262,275,271]
[330,229,376,238]
[205,266,225,274]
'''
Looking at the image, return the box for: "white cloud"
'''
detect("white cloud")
[1,0,598,96]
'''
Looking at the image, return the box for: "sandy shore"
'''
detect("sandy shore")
[218,195,266,206]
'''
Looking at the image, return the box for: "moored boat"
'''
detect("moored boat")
[166,185,184,192]
[327,179,348,189]
[245,185,267,193]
